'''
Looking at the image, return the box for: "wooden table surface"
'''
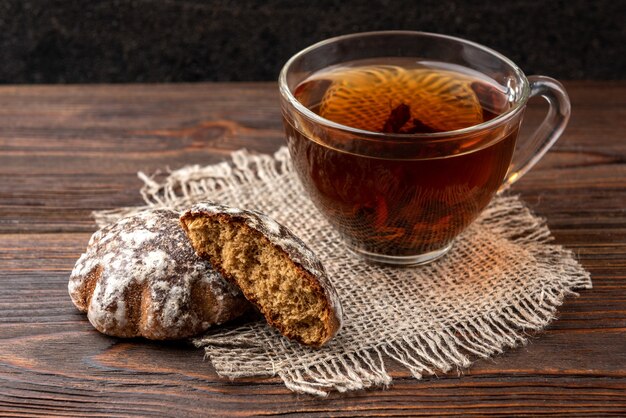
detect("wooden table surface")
[1,82,625,417]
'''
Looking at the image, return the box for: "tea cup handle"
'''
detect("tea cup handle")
[499,76,571,192]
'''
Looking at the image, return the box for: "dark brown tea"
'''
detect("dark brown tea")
[284,59,519,257]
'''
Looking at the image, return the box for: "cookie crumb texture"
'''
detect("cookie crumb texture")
[69,210,249,340]
[181,203,343,347]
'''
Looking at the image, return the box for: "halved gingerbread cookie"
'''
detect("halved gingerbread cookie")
[180,203,343,347]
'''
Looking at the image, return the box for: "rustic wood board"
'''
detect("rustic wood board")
[1,82,624,416]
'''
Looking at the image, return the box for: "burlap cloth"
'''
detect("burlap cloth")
[94,147,592,396]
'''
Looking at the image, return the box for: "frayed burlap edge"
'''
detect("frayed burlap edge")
[93,147,592,396]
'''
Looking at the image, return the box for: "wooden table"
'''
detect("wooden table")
[1,82,624,416]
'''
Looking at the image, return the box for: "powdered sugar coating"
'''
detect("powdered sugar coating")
[68,209,249,340]
[185,202,343,334]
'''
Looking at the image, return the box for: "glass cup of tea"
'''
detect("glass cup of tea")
[279,31,570,266]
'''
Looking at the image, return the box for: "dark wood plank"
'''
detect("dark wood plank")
[1,82,625,416]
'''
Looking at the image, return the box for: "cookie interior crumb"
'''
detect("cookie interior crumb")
[184,216,329,346]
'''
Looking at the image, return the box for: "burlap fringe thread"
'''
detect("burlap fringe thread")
[94,147,591,396]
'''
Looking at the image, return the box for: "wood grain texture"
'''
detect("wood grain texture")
[0,82,625,416]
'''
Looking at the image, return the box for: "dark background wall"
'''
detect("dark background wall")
[0,0,624,83]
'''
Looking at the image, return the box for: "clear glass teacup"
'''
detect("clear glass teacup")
[279,31,570,266]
